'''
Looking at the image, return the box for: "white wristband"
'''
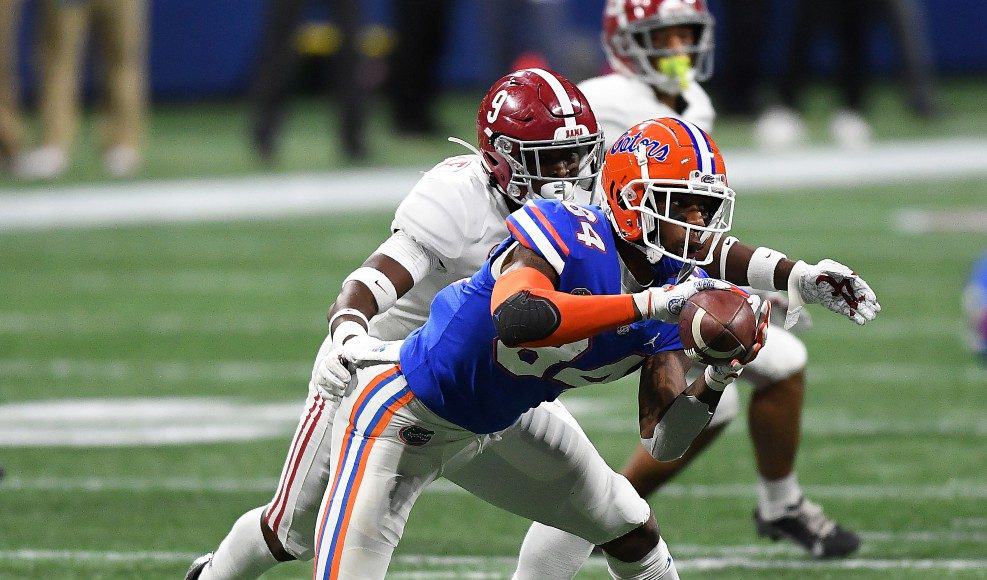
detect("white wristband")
[329,306,369,347]
[343,267,399,312]
[746,247,786,291]
[332,320,368,348]
[328,308,369,347]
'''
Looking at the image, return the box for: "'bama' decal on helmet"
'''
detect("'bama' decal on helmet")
[609,131,670,161]
[553,125,590,140]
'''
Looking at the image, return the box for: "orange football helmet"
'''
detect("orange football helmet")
[602,117,735,266]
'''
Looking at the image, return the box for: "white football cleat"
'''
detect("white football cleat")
[13,146,68,180]
[756,106,806,150]
[829,109,873,150]
[184,552,213,580]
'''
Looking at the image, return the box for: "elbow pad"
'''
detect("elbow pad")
[641,395,713,461]
[492,290,561,347]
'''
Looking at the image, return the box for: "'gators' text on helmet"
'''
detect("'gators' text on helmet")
[602,116,734,266]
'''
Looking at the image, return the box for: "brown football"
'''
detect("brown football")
[678,288,757,365]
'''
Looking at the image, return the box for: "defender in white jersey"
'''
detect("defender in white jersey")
[513,3,861,575]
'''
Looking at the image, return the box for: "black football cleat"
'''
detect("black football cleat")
[184,552,213,580]
[755,497,860,558]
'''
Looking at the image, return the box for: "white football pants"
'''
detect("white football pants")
[311,363,651,580]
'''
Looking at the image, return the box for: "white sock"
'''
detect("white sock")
[605,536,678,580]
[512,522,594,580]
[757,472,803,521]
[200,507,279,580]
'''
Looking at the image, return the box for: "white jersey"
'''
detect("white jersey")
[578,73,715,148]
[369,154,513,340]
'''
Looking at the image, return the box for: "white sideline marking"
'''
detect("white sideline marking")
[2,138,985,232]
[0,550,984,573]
[0,398,302,446]
[0,169,421,232]
[0,385,983,447]
[3,475,985,501]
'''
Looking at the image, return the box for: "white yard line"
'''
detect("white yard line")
[0,357,979,384]
[2,138,985,232]
[0,550,984,573]
[0,385,982,447]
[4,475,985,501]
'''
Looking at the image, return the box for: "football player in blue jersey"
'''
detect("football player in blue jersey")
[966,252,987,360]
[308,116,878,580]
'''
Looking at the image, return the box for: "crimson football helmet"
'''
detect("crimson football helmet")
[474,68,604,205]
[602,117,734,266]
[602,0,715,95]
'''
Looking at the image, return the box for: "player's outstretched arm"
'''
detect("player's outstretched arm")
[490,245,729,348]
[638,350,748,462]
[711,237,881,329]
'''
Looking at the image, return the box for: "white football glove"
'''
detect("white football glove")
[704,361,745,391]
[311,337,352,404]
[339,334,403,367]
[786,259,881,329]
[632,277,734,322]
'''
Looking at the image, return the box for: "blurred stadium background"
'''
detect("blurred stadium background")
[0,0,985,578]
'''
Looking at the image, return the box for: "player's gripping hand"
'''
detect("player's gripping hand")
[786,259,881,329]
[312,341,352,403]
[702,294,770,391]
[632,278,734,322]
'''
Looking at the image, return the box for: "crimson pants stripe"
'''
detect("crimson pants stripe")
[265,394,324,530]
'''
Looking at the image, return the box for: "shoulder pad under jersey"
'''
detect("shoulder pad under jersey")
[391,155,489,260]
[505,199,607,275]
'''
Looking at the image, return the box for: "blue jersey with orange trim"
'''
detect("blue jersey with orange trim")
[398,199,701,434]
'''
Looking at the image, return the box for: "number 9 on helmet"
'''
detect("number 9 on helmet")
[475,68,605,206]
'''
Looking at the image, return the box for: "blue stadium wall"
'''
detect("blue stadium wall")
[11,0,987,99]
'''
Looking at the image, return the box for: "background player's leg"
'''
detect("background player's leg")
[193,337,342,578]
[195,385,334,579]
[744,328,807,512]
[749,371,804,486]
[746,327,860,557]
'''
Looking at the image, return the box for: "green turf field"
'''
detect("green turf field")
[1,174,984,578]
